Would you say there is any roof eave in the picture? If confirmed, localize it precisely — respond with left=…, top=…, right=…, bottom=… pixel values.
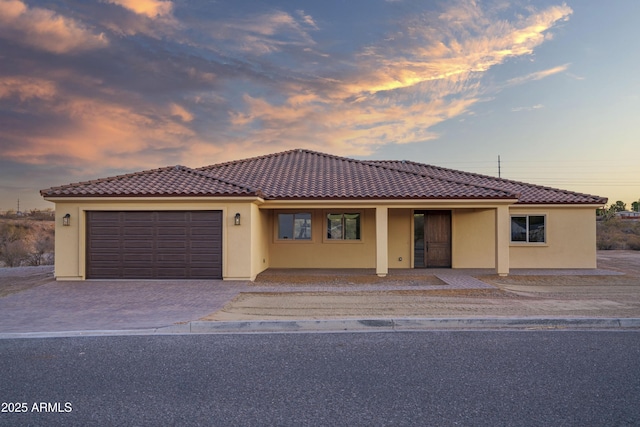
left=42, top=194, right=265, bottom=203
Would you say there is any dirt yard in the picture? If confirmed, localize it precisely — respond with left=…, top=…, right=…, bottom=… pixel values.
left=203, top=251, right=640, bottom=321
left=0, top=265, right=54, bottom=298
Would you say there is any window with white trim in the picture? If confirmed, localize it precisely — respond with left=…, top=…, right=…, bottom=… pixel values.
left=277, top=213, right=312, bottom=240
left=327, top=213, right=361, bottom=240
left=511, top=215, right=545, bottom=243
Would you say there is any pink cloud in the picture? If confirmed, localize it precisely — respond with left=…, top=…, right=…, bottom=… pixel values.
left=104, top=0, right=173, bottom=18
left=0, top=0, right=108, bottom=54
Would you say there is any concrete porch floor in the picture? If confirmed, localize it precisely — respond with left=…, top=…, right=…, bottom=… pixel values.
left=256, top=267, right=622, bottom=279
left=254, top=267, right=623, bottom=291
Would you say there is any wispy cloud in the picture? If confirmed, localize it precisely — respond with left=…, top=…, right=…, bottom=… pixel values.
left=0, top=0, right=108, bottom=54
left=0, top=76, right=57, bottom=102
left=207, top=10, right=319, bottom=56
left=506, top=64, right=571, bottom=86
left=511, top=104, right=544, bottom=112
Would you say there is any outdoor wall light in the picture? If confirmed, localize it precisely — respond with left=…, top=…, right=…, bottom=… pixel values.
left=62, top=213, right=71, bottom=226
left=234, top=213, right=241, bottom=225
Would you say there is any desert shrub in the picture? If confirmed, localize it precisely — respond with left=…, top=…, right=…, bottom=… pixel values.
left=0, top=220, right=55, bottom=267
left=628, top=236, right=640, bottom=251
left=1, top=240, right=30, bottom=267
left=597, top=218, right=640, bottom=250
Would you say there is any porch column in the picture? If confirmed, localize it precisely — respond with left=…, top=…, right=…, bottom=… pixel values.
left=376, top=207, right=389, bottom=277
left=495, top=205, right=510, bottom=276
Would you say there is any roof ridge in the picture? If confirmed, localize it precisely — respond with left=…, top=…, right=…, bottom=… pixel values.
left=371, top=159, right=606, bottom=202
left=174, top=165, right=263, bottom=196
left=361, top=159, right=520, bottom=199
left=198, top=148, right=304, bottom=170
left=40, top=165, right=263, bottom=197
left=199, top=147, right=382, bottom=169
left=40, top=165, right=178, bottom=195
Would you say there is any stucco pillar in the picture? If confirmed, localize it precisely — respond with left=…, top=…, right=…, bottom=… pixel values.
left=495, top=205, right=510, bottom=276
left=376, top=207, right=389, bottom=277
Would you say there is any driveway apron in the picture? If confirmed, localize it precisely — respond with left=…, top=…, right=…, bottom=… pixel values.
left=0, top=280, right=249, bottom=333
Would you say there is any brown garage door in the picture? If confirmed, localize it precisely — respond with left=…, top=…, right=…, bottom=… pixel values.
left=86, top=211, right=222, bottom=279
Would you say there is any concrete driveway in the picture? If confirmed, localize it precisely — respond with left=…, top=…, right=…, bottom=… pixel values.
left=0, top=275, right=250, bottom=333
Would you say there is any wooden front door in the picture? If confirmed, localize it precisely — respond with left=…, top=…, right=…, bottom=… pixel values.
left=414, top=210, right=451, bottom=268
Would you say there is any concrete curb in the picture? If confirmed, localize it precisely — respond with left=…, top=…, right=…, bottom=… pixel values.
left=2, top=317, right=640, bottom=338
left=184, top=317, right=640, bottom=333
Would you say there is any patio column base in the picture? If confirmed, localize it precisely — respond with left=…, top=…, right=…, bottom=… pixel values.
left=377, top=273, right=387, bottom=278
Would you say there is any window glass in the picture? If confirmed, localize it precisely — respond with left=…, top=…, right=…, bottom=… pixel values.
left=414, top=213, right=425, bottom=268
left=327, top=214, right=343, bottom=239
left=344, top=213, right=360, bottom=240
left=278, top=214, right=294, bottom=239
left=528, top=215, right=545, bottom=243
left=511, top=215, right=545, bottom=243
left=278, top=213, right=311, bottom=240
left=293, top=213, right=312, bottom=240
left=327, top=213, right=361, bottom=240
left=511, top=216, right=527, bottom=242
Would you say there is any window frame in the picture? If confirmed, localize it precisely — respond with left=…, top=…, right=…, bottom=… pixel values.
left=275, top=211, right=313, bottom=242
left=323, top=211, right=362, bottom=243
left=510, top=214, right=547, bottom=244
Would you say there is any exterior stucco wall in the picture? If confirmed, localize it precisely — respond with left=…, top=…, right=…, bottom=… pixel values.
left=451, top=208, right=496, bottom=268
left=50, top=199, right=257, bottom=281
left=268, top=208, right=377, bottom=268
left=509, top=206, right=597, bottom=269
left=388, top=208, right=411, bottom=269
left=53, top=206, right=82, bottom=280
left=250, top=204, right=270, bottom=279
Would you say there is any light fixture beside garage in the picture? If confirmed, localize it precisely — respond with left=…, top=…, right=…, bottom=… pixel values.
left=234, top=213, right=241, bottom=225
left=62, top=213, right=71, bottom=226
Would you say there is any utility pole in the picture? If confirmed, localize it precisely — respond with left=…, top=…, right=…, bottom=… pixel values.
left=498, top=155, right=501, bottom=178
left=17, top=198, right=20, bottom=214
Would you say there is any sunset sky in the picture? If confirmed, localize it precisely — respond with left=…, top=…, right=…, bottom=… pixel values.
left=1, top=0, right=638, bottom=212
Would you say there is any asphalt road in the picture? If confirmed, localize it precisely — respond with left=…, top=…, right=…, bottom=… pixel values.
left=1, top=331, right=639, bottom=426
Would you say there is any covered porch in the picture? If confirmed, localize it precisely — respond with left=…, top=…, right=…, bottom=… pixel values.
left=255, top=201, right=515, bottom=279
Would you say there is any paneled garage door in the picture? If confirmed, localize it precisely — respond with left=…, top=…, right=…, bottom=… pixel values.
left=86, top=211, right=222, bottom=279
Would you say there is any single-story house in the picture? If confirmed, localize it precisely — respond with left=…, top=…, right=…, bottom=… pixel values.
left=41, top=149, right=607, bottom=281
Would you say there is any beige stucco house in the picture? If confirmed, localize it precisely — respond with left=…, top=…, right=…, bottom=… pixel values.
left=41, top=149, right=607, bottom=281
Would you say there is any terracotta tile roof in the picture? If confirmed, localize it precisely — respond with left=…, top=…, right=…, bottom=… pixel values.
left=41, top=148, right=607, bottom=204
left=197, top=149, right=517, bottom=200
left=40, top=165, right=259, bottom=198
left=369, top=160, right=607, bottom=205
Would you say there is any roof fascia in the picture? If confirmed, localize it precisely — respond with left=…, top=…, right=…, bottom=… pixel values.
left=260, top=198, right=519, bottom=209
left=510, top=203, right=605, bottom=209
left=43, top=196, right=265, bottom=204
